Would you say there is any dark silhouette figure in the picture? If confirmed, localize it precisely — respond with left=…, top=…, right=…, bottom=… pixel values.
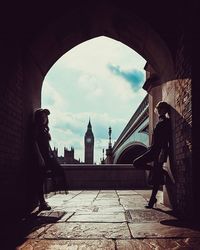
left=33, top=108, right=52, bottom=210
left=33, top=108, right=66, bottom=211
left=133, top=101, right=171, bottom=208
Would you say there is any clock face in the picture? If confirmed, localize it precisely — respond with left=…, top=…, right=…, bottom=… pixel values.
left=86, top=138, right=92, bottom=143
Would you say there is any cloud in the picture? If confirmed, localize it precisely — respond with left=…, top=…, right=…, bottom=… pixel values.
left=42, top=80, right=68, bottom=110
left=50, top=110, right=125, bottom=141
left=107, top=64, right=145, bottom=91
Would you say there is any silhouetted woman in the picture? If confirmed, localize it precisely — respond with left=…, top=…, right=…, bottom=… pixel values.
left=34, top=108, right=66, bottom=210
left=133, top=101, right=171, bottom=208
left=33, top=108, right=52, bottom=210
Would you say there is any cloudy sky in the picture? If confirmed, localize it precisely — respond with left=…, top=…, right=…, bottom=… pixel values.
left=42, top=36, right=146, bottom=163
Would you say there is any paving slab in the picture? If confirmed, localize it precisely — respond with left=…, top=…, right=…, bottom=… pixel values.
left=98, top=192, right=118, bottom=196
left=40, top=222, right=131, bottom=239
left=81, top=190, right=99, bottom=194
left=117, top=190, right=138, bottom=195
left=49, top=206, right=79, bottom=212
left=67, top=212, right=126, bottom=222
left=97, top=198, right=119, bottom=201
left=120, top=200, right=146, bottom=205
left=74, top=195, right=98, bottom=200
left=92, top=200, right=120, bottom=206
left=62, top=201, right=93, bottom=206
left=129, top=222, right=200, bottom=238
left=54, top=205, right=95, bottom=213
left=17, top=239, right=115, bottom=250
left=128, top=209, right=177, bottom=223
left=116, top=238, right=200, bottom=250
left=95, top=196, right=119, bottom=200
left=75, top=206, right=125, bottom=214
left=120, top=199, right=146, bottom=204
left=124, top=203, right=148, bottom=210
left=119, top=196, right=146, bottom=201
left=27, top=224, right=53, bottom=239
left=57, top=212, right=74, bottom=222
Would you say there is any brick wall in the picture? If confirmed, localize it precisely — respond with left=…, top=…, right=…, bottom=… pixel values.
left=0, top=42, right=25, bottom=216
left=0, top=42, right=44, bottom=218
left=174, top=80, right=192, bottom=218
left=162, top=33, right=192, bottom=219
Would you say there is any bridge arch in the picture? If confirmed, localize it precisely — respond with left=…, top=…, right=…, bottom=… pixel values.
left=114, top=142, right=147, bottom=164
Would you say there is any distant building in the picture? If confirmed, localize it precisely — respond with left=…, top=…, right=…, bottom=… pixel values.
left=84, top=120, right=94, bottom=164
left=52, top=147, right=80, bottom=164
left=52, top=147, right=58, bottom=157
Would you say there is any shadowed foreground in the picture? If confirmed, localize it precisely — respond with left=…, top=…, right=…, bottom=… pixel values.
left=7, top=190, right=200, bottom=249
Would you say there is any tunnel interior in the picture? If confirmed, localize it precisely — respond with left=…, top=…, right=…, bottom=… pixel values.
left=0, top=1, right=194, bottom=223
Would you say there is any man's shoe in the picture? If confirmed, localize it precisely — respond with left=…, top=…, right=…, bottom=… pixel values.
left=39, top=202, right=51, bottom=211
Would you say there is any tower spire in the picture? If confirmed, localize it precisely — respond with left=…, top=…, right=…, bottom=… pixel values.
left=88, top=118, right=92, bottom=129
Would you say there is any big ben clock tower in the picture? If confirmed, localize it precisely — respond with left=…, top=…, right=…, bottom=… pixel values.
left=84, top=120, right=94, bottom=164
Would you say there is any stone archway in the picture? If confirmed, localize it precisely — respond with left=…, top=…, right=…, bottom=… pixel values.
left=0, top=2, right=193, bottom=221
left=22, top=11, right=174, bottom=215
left=10, top=8, right=175, bottom=217
left=27, top=5, right=174, bottom=110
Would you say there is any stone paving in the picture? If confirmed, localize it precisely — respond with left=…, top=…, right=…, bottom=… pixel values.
left=16, top=190, right=200, bottom=249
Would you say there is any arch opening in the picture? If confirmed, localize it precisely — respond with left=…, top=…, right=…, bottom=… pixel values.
left=42, top=36, right=147, bottom=164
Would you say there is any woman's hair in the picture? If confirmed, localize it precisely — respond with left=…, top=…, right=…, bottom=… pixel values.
left=34, top=108, right=50, bottom=125
left=154, top=101, right=170, bottom=115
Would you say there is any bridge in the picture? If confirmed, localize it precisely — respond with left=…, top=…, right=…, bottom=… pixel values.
left=112, top=94, right=149, bottom=164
